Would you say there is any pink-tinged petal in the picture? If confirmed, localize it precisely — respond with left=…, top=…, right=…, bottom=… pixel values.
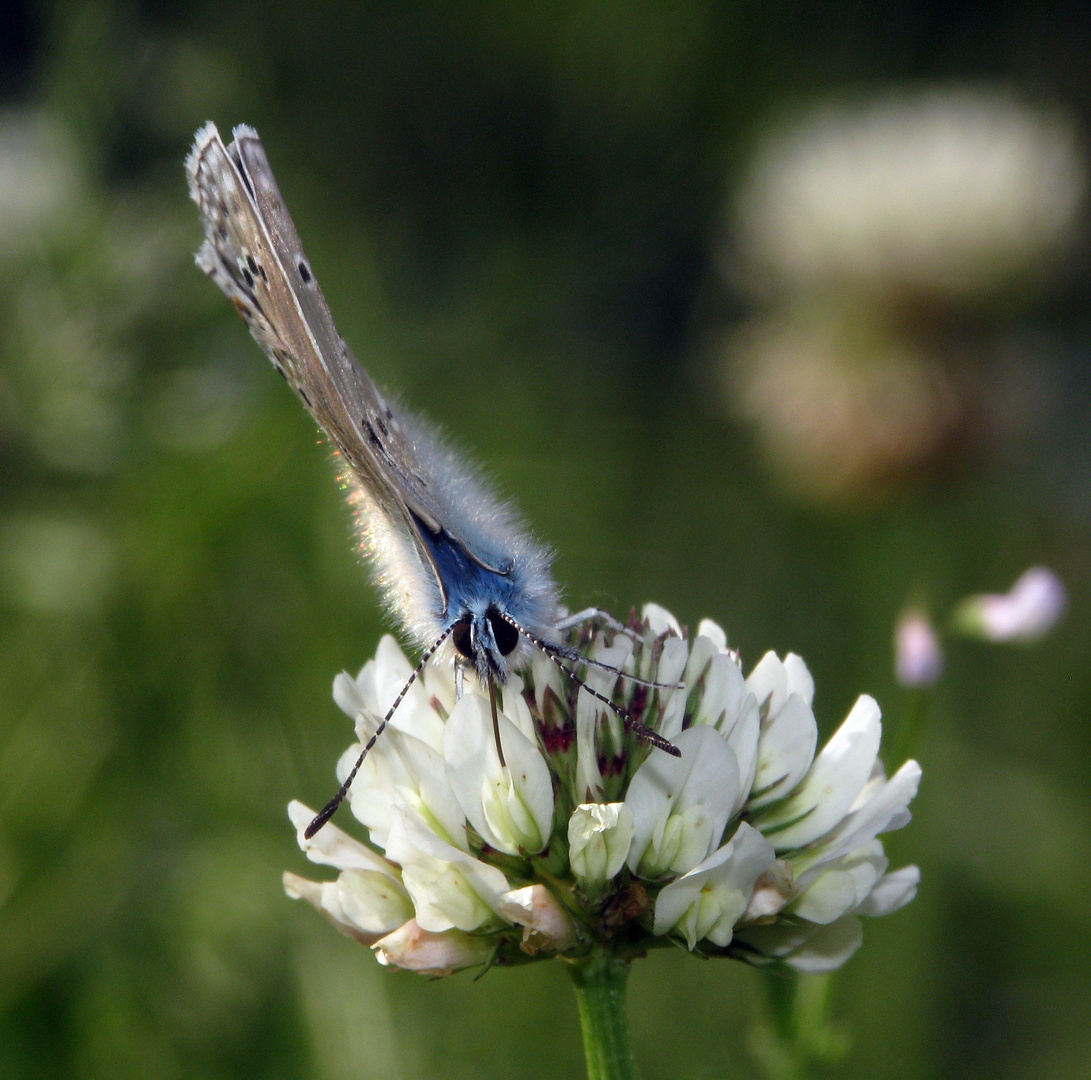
left=372, top=920, right=492, bottom=975
left=498, top=885, right=578, bottom=954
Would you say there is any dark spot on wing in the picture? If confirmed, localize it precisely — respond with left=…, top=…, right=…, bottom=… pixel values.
left=247, top=254, right=259, bottom=275
left=364, top=419, right=384, bottom=450
left=376, top=415, right=389, bottom=438
left=242, top=267, right=254, bottom=288
left=297, top=260, right=312, bottom=284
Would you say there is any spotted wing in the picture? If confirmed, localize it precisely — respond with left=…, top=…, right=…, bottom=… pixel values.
left=186, top=122, right=443, bottom=537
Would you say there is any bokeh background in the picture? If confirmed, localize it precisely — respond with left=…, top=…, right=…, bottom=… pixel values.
left=3, top=2, right=1091, bottom=1078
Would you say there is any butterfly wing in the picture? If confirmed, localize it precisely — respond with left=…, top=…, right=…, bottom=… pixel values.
left=187, top=123, right=449, bottom=540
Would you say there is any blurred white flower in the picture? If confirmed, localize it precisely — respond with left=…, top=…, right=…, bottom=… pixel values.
left=895, top=608, right=944, bottom=687
left=287, top=608, right=919, bottom=975
left=953, top=566, right=1067, bottom=642
left=734, top=88, right=1086, bottom=300
left=720, top=87, right=1086, bottom=506
left=725, top=310, right=964, bottom=503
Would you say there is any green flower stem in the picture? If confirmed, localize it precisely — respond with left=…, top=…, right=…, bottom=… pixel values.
left=565, top=949, right=637, bottom=1080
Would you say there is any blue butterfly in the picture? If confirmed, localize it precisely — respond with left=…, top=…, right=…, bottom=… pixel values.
left=187, top=123, right=679, bottom=834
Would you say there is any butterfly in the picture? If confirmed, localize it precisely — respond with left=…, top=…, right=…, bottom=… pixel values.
left=186, top=123, right=679, bottom=835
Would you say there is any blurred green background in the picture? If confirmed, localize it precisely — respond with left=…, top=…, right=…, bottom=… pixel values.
left=2, top=2, right=1090, bottom=1077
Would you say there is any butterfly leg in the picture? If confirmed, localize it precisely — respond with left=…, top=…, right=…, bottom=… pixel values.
left=555, top=606, right=643, bottom=639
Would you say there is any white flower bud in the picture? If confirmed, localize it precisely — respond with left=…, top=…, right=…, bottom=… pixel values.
left=568, top=803, right=635, bottom=889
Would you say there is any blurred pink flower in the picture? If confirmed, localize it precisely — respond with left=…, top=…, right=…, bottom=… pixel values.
left=895, top=609, right=944, bottom=687
left=954, top=567, right=1066, bottom=642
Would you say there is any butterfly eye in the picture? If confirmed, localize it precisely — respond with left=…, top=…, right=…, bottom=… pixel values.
left=488, top=611, right=520, bottom=657
left=451, top=616, right=474, bottom=659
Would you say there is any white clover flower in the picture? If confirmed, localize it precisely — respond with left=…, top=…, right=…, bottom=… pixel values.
left=287, top=607, right=920, bottom=976
left=734, top=88, right=1086, bottom=300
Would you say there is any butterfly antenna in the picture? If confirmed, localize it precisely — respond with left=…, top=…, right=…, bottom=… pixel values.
left=496, top=613, right=681, bottom=758
left=553, top=646, right=685, bottom=691
left=304, top=624, right=454, bottom=839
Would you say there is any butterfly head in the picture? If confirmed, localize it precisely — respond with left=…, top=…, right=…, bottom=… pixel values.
left=450, top=605, right=522, bottom=686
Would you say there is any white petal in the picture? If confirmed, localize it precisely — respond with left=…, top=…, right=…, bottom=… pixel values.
left=783, top=916, right=863, bottom=973
left=655, top=636, right=691, bottom=742
left=499, top=674, right=538, bottom=742
left=696, top=618, right=729, bottom=651
left=746, top=651, right=788, bottom=715
left=333, top=670, right=367, bottom=720
left=653, top=822, right=776, bottom=947
left=788, top=841, right=886, bottom=924
left=288, top=801, right=400, bottom=874
left=793, top=759, right=921, bottom=879
left=342, top=726, right=466, bottom=852
left=574, top=661, right=620, bottom=801
left=642, top=603, right=683, bottom=638
left=755, top=695, right=882, bottom=850
left=336, top=868, right=415, bottom=935
left=443, top=694, right=553, bottom=855
left=857, top=864, right=920, bottom=916
left=748, top=693, right=817, bottom=809
left=625, top=725, right=739, bottom=878
left=284, top=872, right=373, bottom=944
left=383, top=807, right=510, bottom=932
left=738, top=914, right=863, bottom=973
left=783, top=653, right=815, bottom=706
